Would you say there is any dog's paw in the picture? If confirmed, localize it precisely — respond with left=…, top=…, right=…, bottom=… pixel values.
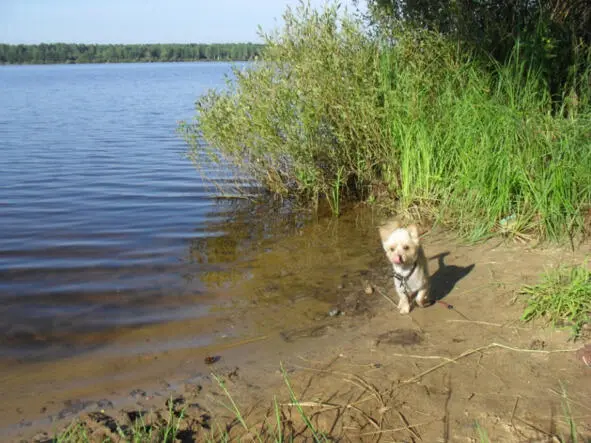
left=416, top=290, right=430, bottom=307
left=416, top=297, right=430, bottom=307
left=398, top=304, right=411, bottom=315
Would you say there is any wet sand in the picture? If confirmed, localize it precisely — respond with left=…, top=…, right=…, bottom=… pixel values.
left=3, top=208, right=591, bottom=442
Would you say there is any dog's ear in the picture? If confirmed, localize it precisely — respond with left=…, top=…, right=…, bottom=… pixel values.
left=407, top=224, right=420, bottom=241
left=379, top=220, right=400, bottom=244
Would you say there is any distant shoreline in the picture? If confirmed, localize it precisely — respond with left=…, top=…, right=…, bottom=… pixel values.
left=0, top=59, right=256, bottom=66
left=0, top=42, right=264, bottom=65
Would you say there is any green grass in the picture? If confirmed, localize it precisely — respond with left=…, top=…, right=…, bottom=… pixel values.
left=54, top=421, right=90, bottom=443
left=54, top=397, right=186, bottom=443
left=279, top=363, right=328, bottom=443
left=53, top=369, right=327, bottom=442
left=474, top=421, right=490, bottom=442
left=181, top=0, right=591, bottom=242
left=128, top=401, right=185, bottom=443
left=51, top=367, right=591, bottom=442
left=379, top=35, right=591, bottom=241
left=520, top=262, right=591, bottom=337
left=561, top=384, right=579, bottom=443
left=205, top=366, right=328, bottom=442
left=554, top=383, right=585, bottom=443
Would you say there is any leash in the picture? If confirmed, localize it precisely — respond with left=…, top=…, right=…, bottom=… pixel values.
left=393, top=262, right=471, bottom=321
left=392, top=261, right=417, bottom=296
left=436, top=300, right=471, bottom=321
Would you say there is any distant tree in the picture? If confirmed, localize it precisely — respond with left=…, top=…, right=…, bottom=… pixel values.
left=0, top=43, right=264, bottom=64
left=365, top=0, right=591, bottom=100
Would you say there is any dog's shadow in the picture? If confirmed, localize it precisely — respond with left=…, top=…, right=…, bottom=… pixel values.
left=429, top=252, right=475, bottom=301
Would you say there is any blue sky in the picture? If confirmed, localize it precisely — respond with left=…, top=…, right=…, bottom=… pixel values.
left=0, top=0, right=362, bottom=44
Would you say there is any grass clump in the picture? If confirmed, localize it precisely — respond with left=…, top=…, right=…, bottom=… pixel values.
left=124, top=401, right=185, bottom=443
left=181, top=0, right=591, bottom=241
left=54, top=421, right=90, bottom=443
left=52, top=369, right=327, bottom=442
left=474, top=421, right=490, bottom=443
left=54, top=398, right=185, bottom=443
left=520, top=262, right=591, bottom=337
left=182, top=1, right=387, bottom=215
left=208, top=366, right=328, bottom=442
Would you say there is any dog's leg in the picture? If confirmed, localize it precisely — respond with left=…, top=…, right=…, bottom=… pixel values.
left=415, top=288, right=430, bottom=307
left=394, top=278, right=412, bottom=314
left=397, top=291, right=411, bottom=314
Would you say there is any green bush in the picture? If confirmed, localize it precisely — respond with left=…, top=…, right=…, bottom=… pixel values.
left=182, top=1, right=591, bottom=240
left=520, top=263, right=591, bottom=337
left=183, top=2, right=389, bottom=214
left=379, top=33, right=591, bottom=240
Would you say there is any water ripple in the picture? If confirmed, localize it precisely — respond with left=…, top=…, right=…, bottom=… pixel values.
left=0, top=62, right=250, bottom=359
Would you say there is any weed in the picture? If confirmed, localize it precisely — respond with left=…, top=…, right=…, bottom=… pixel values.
left=560, top=383, right=579, bottom=443
left=211, top=373, right=250, bottom=434
left=474, top=421, right=490, bottom=443
left=53, top=397, right=186, bottom=443
left=205, top=369, right=326, bottom=442
left=182, top=0, right=591, bottom=241
left=54, top=421, right=90, bottom=443
left=280, top=363, right=327, bottom=442
left=520, top=262, right=591, bottom=337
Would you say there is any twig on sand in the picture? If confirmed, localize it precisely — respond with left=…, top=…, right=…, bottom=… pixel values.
left=375, top=286, right=425, bottom=333
left=282, top=400, right=381, bottom=430
left=389, top=352, right=456, bottom=363
left=216, top=335, right=268, bottom=351
left=547, top=388, right=591, bottom=413
left=513, top=416, right=555, bottom=437
left=293, top=364, right=386, bottom=408
left=445, top=319, right=530, bottom=330
left=375, top=286, right=398, bottom=309
left=357, top=417, right=441, bottom=436
left=282, top=399, right=382, bottom=432
left=509, top=396, right=530, bottom=441
left=396, top=409, right=422, bottom=441
left=446, top=320, right=501, bottom=327
left=342, top=377, right=385, bottom=409
left=510, top=397, right=519, bottom=426
left=403, top=343, right=579, bottom=384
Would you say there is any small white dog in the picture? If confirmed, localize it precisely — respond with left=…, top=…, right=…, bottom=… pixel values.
left=379, top=220, right=430, bottom=314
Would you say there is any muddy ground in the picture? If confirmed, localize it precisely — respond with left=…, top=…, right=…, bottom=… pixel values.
left=4, top=211, right=591, bottom=442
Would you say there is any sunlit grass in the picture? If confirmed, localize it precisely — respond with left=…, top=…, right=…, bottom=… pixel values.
left=182, top=1, right=591, bottom=242
left=520, top=262, right=591, bottom=337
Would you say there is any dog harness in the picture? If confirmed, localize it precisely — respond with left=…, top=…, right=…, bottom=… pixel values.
left=393, top=261, right=417, bottom=296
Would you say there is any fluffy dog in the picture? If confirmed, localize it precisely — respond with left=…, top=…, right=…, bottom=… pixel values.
left=379, top=220, right=430, bottom=314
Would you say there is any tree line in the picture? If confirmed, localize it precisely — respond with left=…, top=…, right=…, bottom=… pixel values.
left=364, top=0, right=590, bottom=101
left=187, top=1, right=590, bottom=241
left=0, top=43, right=264, bottom=65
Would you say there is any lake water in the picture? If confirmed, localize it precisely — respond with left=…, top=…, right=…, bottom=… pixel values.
left=0, top=63, right=388, bottom=439
left=0, top=62, right=280, bottom=361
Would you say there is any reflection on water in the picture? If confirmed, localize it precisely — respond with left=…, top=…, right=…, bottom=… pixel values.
left=0, top=62, right=270, bottom=361
left=0, top=192, right=315, bottom=361
left=186, top=199, right=311, bottom=290
left=0, top=62, right=384, bottom=368
left=0, top=62, right=398, bottom=441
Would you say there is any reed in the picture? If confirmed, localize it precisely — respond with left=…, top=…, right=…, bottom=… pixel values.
left=181, top=1, right=591, bottom=242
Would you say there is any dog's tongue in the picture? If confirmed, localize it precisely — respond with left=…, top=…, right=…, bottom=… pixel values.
left=393, top=255, right=403, bottom=264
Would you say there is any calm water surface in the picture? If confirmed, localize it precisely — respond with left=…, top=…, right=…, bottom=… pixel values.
left=0, top=62, right=278, bottom=360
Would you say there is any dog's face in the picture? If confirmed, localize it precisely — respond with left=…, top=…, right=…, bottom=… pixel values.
left=379, top=222, right=421, bottom=266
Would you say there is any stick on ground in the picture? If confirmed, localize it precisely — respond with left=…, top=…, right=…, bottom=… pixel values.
left=403, top=342, right=578, bottom=384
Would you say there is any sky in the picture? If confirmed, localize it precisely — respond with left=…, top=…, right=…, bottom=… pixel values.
left=0, top=0, right=363, bottom=45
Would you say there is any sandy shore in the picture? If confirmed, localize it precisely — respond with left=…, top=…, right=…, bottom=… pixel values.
left=4, top=213, right=591, bottom=442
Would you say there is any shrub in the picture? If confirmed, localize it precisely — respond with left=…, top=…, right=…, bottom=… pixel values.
left=182, top=1, right=591, bottom=240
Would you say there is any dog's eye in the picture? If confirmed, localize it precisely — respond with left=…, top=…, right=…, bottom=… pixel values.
left=402, top=245, right=409, bottom=251
left=389, top=247, right=395, bottom=252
